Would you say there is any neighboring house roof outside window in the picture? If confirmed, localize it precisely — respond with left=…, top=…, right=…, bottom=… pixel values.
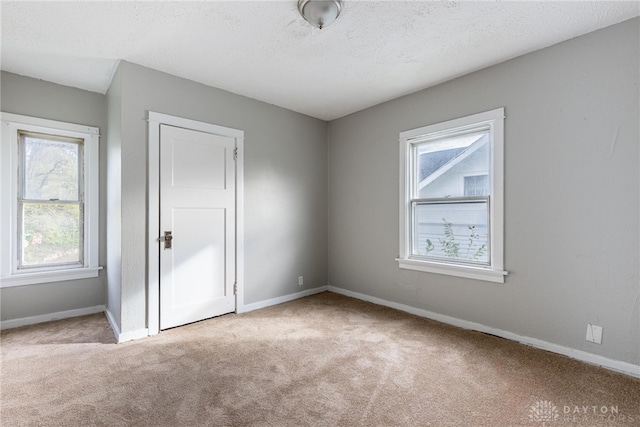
left=418, top=133, right=489, bottom=192
left=419, top=147, right=466, bottom=181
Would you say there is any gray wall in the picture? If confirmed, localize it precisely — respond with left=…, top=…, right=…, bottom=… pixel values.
left=0, top=71, right=107, bottom=320
left=327, top=18, right=640, bottom=365
left=113, top=61, right=328, bottom=334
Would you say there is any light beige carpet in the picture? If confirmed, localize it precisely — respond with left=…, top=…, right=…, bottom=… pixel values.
left=1, top=292, right=639, bottom=426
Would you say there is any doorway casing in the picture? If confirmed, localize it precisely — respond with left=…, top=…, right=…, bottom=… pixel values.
left=147, top=111, right=245, bottom=336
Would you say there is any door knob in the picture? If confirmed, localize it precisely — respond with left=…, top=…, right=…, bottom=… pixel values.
left=161, top=231, right=173, bottom=249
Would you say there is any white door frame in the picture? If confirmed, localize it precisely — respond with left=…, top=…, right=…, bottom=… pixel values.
left=147, top=111, right=244, bottom=336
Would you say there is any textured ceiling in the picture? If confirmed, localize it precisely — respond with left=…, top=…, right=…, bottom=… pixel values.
left=1, top=1, right=638, bottom=120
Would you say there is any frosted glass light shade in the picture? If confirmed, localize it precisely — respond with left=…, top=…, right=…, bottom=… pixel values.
left=298, top=0, right=343, bottom=30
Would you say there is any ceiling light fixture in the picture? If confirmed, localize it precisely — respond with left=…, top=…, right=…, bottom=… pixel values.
left=297, top=0, right=343, bottom=30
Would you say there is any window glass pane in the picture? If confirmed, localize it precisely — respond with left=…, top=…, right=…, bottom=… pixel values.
left=416, top=130, right=489, bottom=199
left=412, top=201, right=488, bottom=264
left=21, top=203, right=81, bottom=267
left=23, top=134, right=81, bottom=201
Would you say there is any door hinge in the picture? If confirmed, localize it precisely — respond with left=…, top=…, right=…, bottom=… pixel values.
left=233, top=146, right=238, bottom=160
left=233, top=282, right=238, bottom=295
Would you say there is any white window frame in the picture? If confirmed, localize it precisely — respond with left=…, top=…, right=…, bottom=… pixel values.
left=1, top=113, right=101, bottom=287
left=397, top=108, right=507, bottom=283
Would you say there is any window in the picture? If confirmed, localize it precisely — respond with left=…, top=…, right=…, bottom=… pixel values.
left=1, top=113, right=100, bottom=287
left=397, top=108, right=507, bottom=283
left=464, top=175, right=488, bottom=197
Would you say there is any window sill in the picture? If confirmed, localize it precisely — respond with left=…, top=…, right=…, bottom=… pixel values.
left=0, top=266, right=103, bottom=288
left=396, top=258, right=507, bottom=283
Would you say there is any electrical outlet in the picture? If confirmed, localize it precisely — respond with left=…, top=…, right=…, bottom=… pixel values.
left=586, top=324, right=603, bottom=344
left=298, top=276, right=303, bottom=287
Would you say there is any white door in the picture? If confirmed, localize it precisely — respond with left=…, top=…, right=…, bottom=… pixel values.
left=159, top=124, right=236, bottom=330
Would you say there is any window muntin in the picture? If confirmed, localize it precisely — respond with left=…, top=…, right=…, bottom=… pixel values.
left=398, top=108, right=506, bottom=282
left=18, top=132, right=84, bottom=269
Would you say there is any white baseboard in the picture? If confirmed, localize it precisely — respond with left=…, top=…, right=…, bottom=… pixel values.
left=0, top=305, right=105, bottom=330
left=239, top=285, right=328, bottom=314
left=327, top=286, right=640, bottom=379
left=104, top=308, right=121, bottom=340
left=117, top=328, right=149, bottom=343
left=104, top=308, right=148, bottom=343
